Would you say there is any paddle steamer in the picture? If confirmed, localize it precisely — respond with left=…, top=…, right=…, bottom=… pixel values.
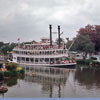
left=12, top=25, right=76, bottom=68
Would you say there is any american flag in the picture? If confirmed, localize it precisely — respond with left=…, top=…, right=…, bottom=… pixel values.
left=17, top=38, right=20, bottom=41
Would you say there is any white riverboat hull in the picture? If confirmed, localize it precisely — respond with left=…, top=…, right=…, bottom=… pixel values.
left=9, top=60, right=76, bottom=68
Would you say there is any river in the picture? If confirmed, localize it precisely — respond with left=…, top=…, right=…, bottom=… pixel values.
left=0, top=65, right=100, bottom=98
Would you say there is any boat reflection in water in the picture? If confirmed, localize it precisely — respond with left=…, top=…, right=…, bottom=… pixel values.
left=2, top=65, right=100, bottom=98
left=23, top=65, right=76, bottom=98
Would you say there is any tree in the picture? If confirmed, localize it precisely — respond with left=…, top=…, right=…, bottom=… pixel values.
left=1, top=45, right=10, bottom=54
left=78, top=24, right=100, bottom=51
left=0, top=43, right=16, bottom=54
left=66, top=40, right=73, bottom=49
left=69, top=35, right=95, bottom=54
left=56, top=38, right=64, bottom=45
left=0, top=42, right=4, bottom=48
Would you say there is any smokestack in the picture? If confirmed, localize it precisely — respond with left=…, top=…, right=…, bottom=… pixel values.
left=49, top=24, right=52, bottom=46
left=58, top=25, right=60, bottom=48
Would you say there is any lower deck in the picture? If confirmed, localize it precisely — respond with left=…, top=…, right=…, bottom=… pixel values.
left=15, top=62, right=76, bottom=69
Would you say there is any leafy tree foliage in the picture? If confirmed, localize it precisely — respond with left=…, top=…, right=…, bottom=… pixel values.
left=5, top=62, right=18, bottom=71
left=56, top=38, right=65, bottom=45
left=0, top=71, right=4, bottom=80
left=0, top=42, right=4, bottom=48
left=66, top=40, right=73, bottom=49
left=68, top=34, right=95, bottom=53
left=0, top=43, right=16, bottom=54
left=78, top=24, right=100, bottom=51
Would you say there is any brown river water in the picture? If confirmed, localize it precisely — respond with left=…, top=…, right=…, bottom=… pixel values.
left=0, top=65, right=100, bottom=98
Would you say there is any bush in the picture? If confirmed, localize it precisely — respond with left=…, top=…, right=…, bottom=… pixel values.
left=0, top=71, right=4, bottom=80
left=5, top=62, right=18, bottom=71
left=5, top=77, right=17, bottom=87
left=20, top=69, right=25, bottom=74
left=10, top=70, right=18, bottom=76
left=4, top=70, right=18, bottom=77
left=76, top=59, right=92, bottom=65
left=4, top=71, right=11, bottom=77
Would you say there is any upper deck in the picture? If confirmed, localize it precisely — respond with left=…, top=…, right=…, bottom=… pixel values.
left=13, top=38, right=66, bottom=51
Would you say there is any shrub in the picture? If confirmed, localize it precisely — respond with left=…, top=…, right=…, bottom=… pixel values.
left=20, top=69, right=25, bottom=74
left=0, top=71, right=4, bottom=80
left=76, top=59, right=92, bottom=65
left=10, top=69, right=18, bottom=76
left=5, top=77, right=17, bottom=87
left=5, top=62, right=18, bottom=71
left=4, top=71, right=11, bottom=77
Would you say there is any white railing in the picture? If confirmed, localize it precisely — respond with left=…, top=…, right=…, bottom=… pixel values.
left=13, top=53, right=68, bottom=58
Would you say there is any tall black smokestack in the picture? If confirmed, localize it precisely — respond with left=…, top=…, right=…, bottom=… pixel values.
left=49, top=24, right=52, bottom=46
left=58, top=25, right=60, bottom=48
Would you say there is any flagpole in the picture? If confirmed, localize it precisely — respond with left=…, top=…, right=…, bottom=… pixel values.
left=17, top=38, right=20, bottom=47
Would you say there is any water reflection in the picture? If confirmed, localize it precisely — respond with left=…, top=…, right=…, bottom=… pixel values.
left=1, top=65, right=100, bottom=97
left=24, top=65, right=73, bottom=98
left=4, top=77, right=18, bottom=87
left=75, top=68, right=100, bottom=89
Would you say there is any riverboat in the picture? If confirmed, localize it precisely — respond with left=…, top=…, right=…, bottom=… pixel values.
left=12, top=38, right=76, bottom=68
left=12, top=25, right=76, bottom=68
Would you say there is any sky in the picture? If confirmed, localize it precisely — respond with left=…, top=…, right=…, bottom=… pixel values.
left=0, top=0, right=100, bottom=43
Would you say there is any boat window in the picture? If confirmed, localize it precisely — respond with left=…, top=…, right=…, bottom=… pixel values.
left=25, top=51, right=27, bottom=55
left=21, top=51, right=23, bottom=54
left=40, top=51, right=41, bottom=55
left=40, top=58, right=44, bottom=62
left=17, top=57, right=20, bottom=62
left=64, top=50, right=66, bottom=53
left=30, top=58, right=34, bottom=62
left=56, top=50, right=58, bottom=54
left=24, top=51, right=25, bottom=54
left=47, top=51, right=49, bottom=55
left=45, top=58, right=49, bottom=62
left=42, top=51, right=44, bottom=55
left=45, top=51, right=47, bottom=55
left=32, top=51, right=34, bottom=55
left=22, top=57, right=25, bottom=61
left=50, top=51, right=52, bottom=54
left=35, top=58, right=38, bottom=62
left=53, top=51, right=55, bottom=54
left=26, top=58, right=29, bottom=61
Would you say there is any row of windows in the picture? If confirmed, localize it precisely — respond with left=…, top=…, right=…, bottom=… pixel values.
left=17, top=57, right=60, bottom=62
left=14, top=50, right=67, bottom=55
left=17, top=57, right=73, bottom=65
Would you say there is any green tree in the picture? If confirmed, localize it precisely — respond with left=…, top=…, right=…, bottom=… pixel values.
left=0, top=45, right=10, bottom=54
left=70, top=35, right=95, bottom=54
left=5, top=62, right=18, bottom=71
left=0, top=71, right=4, bottom=80
left=0, top=42, right=4, bottom=48
left=78, top=24, right=100, bottom=51
left=0, top=43, right=16, bottom=54
left=66, top=40, right=73, bottom=49
left=56, top=38, right=64, bottom=45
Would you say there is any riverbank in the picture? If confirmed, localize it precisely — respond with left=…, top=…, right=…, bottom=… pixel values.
left=76, top=59, right=92, bottom=65
left=76, top=59, right=100, bottom=68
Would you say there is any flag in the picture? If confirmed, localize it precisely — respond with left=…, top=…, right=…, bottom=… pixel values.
left=17, top=38, right=20, bottom=41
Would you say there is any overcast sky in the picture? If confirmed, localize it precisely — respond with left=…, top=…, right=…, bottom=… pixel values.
left=0, top=0, right=100, bottom=43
